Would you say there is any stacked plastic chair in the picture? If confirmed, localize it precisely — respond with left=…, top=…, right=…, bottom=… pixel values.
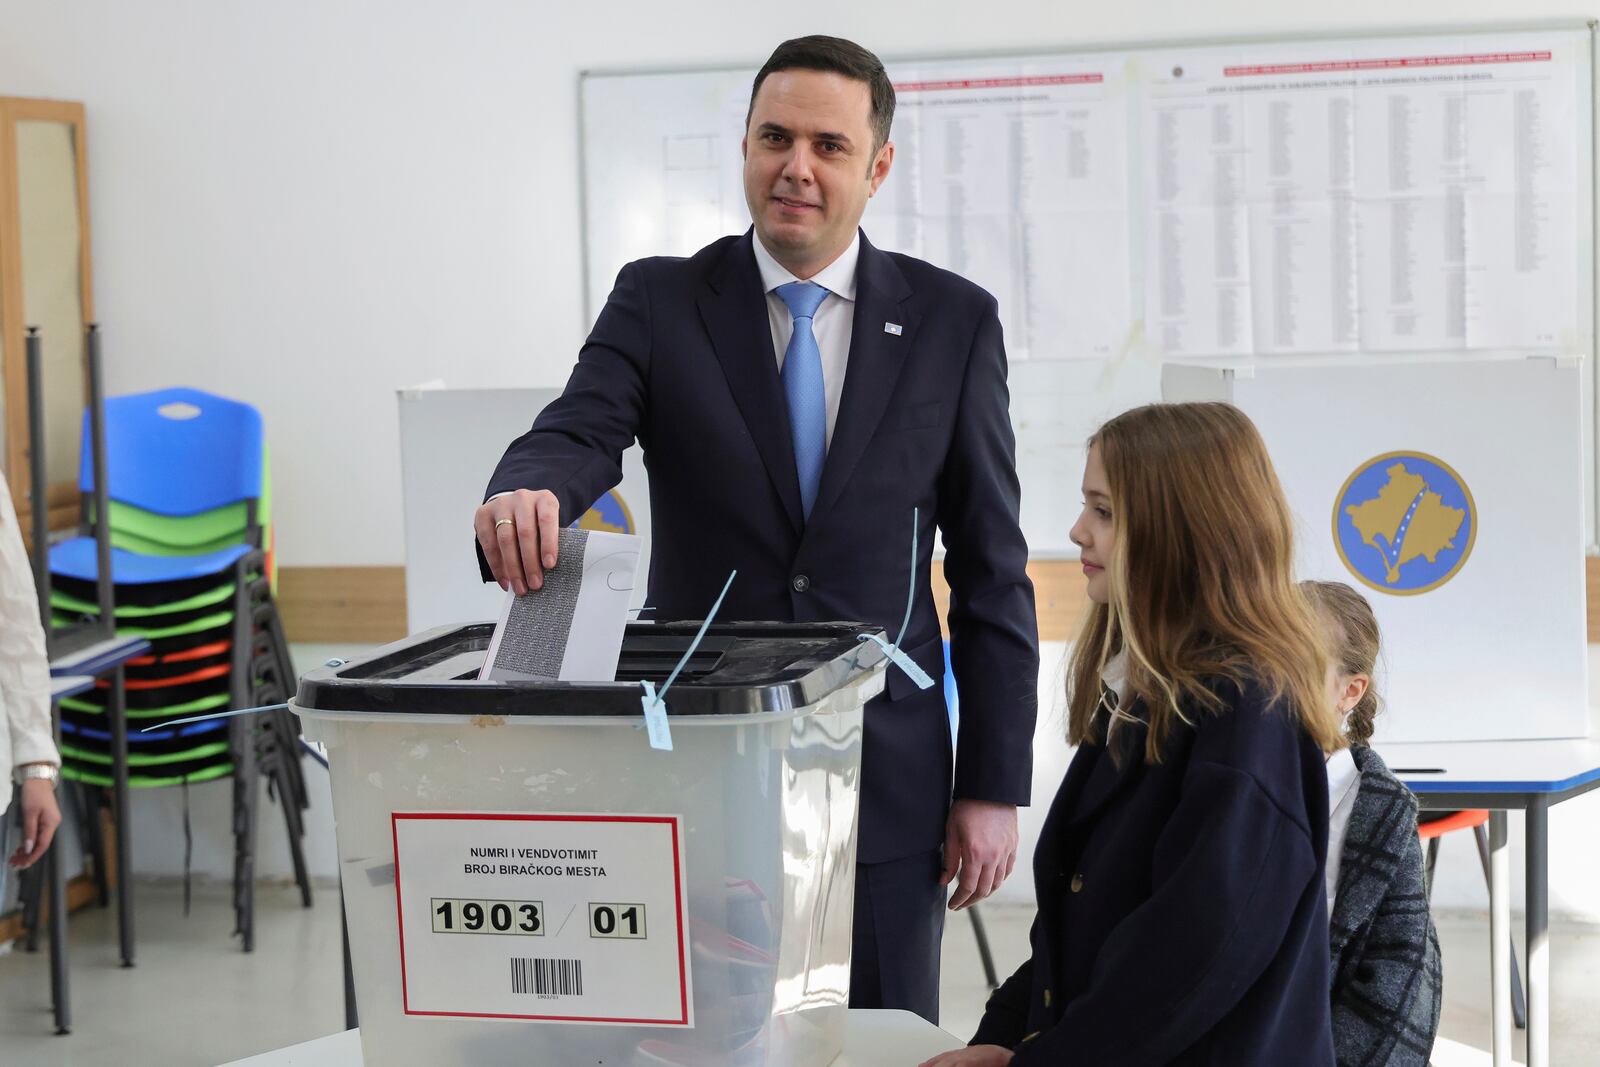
left=45, top=387, right=311, bottom=950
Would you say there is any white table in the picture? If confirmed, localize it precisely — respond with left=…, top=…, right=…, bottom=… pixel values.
left=220, top=1009, right=964, bottom=1065
left=1377, top=737, right=1600, bottom=1067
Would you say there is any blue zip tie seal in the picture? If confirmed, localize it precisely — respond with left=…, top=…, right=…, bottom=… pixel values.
left=141, top=702, right=289, bottom=732
left=857, top=631, right=934, bottom=689
left=637, top=570, right=737, bottom=752
left=855, top=507, right=934, bottom=691
left=140, top=655, right=345, bottom=732
left=639, top=679, right=672, bottom=751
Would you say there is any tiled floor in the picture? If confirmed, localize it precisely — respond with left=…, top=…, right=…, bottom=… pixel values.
left=1, top=878, right=1595, bottom=1065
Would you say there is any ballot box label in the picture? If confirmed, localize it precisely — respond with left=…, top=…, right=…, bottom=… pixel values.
left=392, top=811, right=692, bottom=1025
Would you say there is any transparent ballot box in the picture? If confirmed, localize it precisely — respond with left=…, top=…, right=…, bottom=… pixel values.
left=292, top=621, right=888, bottom=1067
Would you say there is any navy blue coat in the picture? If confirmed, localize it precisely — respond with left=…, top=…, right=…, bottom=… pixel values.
left=971, top=676, right=1336, bottom=1065
left=480, top=230, right=1039, bottom=863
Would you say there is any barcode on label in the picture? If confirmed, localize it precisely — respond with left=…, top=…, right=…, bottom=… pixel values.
left=510, top=956, right=584, bottom=997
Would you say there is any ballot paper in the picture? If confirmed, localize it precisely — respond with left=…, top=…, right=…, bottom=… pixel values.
left=478, top=528, right=641, bottom=682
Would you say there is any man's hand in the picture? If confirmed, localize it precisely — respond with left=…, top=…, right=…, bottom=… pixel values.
left=940, top=798, right=1018, bottom=911
left=474, top=489, right=562, bottom=595
left=919, top=1045, right=1015, bottom=1067
left=8, top=775, right=62, bottom=869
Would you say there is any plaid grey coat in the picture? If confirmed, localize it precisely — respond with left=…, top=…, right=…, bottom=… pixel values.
left=1329, top=745, right=1443, bottom=1066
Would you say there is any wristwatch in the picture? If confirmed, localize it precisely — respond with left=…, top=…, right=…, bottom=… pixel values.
left=14, top=763, right=60, bottom=788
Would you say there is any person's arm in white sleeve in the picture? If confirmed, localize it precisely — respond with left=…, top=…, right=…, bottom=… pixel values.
left=0, top=468, right=63, bottom=867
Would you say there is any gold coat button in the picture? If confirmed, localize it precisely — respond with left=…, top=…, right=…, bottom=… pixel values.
left=1070, top=872, right=1084, bottom=893
left=1043, top=988, right=1053, bottom=1008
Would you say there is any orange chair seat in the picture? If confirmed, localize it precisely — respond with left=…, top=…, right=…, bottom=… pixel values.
left=1418, top=809, right=1489, bottom=840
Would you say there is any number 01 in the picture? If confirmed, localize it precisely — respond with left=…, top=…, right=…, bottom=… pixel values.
left=589, top=902, right=646, bottom=939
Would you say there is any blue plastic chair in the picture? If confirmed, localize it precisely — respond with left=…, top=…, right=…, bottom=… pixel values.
left=49, top=540, right=252, bottom=587
left=50, top=388, right=265, bottom=586
left=61, top=715, right=227, bottom=744
left=79, top=387, right=263, bottom=515
left=944, top=639, right=1000, bottom=990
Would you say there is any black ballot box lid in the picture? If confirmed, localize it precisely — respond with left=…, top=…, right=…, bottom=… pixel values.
left=293, top=621, right=889, bottom=718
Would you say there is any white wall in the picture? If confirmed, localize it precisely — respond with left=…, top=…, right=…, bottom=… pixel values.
left=3, top=0, right=1596, bottom=563
left=5, top=2, right=1598, bottom=918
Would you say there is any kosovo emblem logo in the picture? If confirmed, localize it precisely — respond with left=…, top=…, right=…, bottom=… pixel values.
left=1333, top=452, right=1475, bottom=596
left=573, top=489, right=636, bottom=536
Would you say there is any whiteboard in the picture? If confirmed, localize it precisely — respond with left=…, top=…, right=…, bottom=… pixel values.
left=580, top=24, right=1597, bottom=553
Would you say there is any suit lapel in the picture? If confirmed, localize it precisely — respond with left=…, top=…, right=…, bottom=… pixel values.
left=808, top=233, right=920, bottom=527
left=1065, top=708, right=1148, bottom=830
left=696, top=231, right=803, bottom=535
left=1032, top=743, right=1100, bottom=883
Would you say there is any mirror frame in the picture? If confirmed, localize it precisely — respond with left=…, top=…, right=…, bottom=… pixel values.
left=0, top=96, right=93, bottom=544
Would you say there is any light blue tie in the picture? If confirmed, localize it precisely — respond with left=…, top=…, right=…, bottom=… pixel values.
left=776, top=281, right=829, bottom=519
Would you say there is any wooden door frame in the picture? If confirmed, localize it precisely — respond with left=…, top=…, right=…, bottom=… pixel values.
left=0, top=96, right=93, bottom=525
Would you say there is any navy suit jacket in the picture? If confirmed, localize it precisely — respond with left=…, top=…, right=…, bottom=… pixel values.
left=971, top=676, right=1336, bottom=1065
left=480, top=230, right=1039, bottom=863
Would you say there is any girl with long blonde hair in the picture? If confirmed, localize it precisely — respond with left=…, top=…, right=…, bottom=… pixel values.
left=925, top=403, right=1339, bottom=1067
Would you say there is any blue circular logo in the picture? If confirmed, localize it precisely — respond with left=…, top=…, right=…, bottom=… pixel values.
left=1333, top=452, right=1475, bottom=596
left=573, top=489, right=635, bottom=536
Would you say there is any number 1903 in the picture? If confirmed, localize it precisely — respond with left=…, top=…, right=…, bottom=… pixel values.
left=432, top=898, right=543, bottom=936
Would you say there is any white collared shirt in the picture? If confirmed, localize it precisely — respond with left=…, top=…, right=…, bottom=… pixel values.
left=1100, top=650, right=1130, bottom=707
left=1324, top=746, right=1361, bottom=916
left=751, top=232, right=859, bottom=449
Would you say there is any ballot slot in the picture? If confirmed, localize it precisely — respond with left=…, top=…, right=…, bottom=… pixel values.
left=301, top=622, right=883, bottom=717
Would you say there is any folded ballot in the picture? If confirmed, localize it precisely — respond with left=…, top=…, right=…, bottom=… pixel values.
left=479, top=527, right=641, bottom=682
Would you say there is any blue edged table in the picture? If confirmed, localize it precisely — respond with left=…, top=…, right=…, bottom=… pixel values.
left=1378, top=737, right=1600, bottom=1067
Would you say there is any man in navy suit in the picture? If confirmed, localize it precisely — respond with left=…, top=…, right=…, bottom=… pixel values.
left=475, top=35, right=1038, bottom=1022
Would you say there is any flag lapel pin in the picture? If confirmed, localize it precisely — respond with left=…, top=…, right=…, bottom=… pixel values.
left=884, top=322, right=903, bottom=336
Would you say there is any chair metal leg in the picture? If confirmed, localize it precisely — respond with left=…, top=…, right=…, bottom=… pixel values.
left=256, top=605, right=310, bottom=816
left=968, top=904, right=1000, bottom=990
left=270, top=752, right=313, bottom=908
left=1473, top=822, right=1528, bottom=1030
left=1424, top=836, right=1440, bottom=900
left=108, top=665, right=134, bottom=967
left=230, top=711, right=259, bottom=953
left=226, top=583, right=261, bottom=952
left=72, top=783, right=109, bottom=908
left=276, top=709, right=311, bottom=815
left=47, top=840, right=70, bottom=1034
left=19, top=862, right=43, bottom=953
left=260, top=600, right=297, bottom=703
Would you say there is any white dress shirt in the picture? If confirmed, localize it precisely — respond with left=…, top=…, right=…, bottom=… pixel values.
left=489, top=234, right=861, bottom=510
left=1100, top=650, right=1129, bottom=706
left=1324, top=745, right=1361, bottom=917
left=751, top=232, right=859, bottom=449
left=0, top=467, right=61, bottom=815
